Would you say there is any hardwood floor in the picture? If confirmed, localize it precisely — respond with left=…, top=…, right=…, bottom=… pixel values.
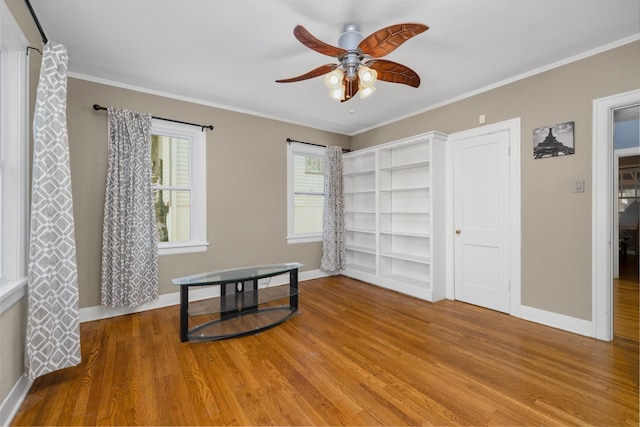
left=619, top=253, right=639, bottom=282
left=614, top=277, right=639, bottom=343
left=12, top=276, right=639, bottom=426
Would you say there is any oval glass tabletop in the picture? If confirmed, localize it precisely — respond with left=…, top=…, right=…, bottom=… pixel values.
left=172, top=262, right=304, bottom=287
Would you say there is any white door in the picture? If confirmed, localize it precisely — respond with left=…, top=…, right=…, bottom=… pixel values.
left=453, top=130, right=511, bottom=313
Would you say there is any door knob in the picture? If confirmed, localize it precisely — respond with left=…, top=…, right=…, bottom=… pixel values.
left=455, top=229, right=461, bottom=234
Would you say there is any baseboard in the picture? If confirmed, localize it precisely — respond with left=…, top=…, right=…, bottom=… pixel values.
left=519, top=304, right=593, bottom=337
left=341, top=268, right=436, bottom=302
left=0, top=374, right=31, bottom=426
left=80, top=268, right=334, bottom=323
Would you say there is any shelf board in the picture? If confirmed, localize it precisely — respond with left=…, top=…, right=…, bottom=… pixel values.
left=187, top=306, right=297, bottom=342
left=380, top=231, right=430, bottom=238
left=344, top=263, right=376, bottom=275
left=344, top=168, right=375, bottom=177
left=346, top=245, right=376, bottom=255
left=379, top=186, right=430, bottom=193
left=379, top=160, right=429, bottom=171
left=380, top=272, right=430, bottom=288
left=345, top=210, right=376, bottom=214
left=345, top=227, right=376, bottom=234
left=380, top=210, right=430, bottom=215
left=380, top=251, right=430, bottom=264
left=344, top=189, right=376, bottom=195
left=188, top=285, right=297, bottom=317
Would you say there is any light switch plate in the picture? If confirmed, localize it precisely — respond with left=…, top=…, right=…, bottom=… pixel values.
left=574, top=179, right=585, bottom=193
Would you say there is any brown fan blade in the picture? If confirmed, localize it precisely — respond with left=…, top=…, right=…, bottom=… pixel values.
left=359, top=23, right=428, bottom=58
left=366, top=59, right=421, bottom=88
left=294, top=25, right=347, bottom=58
left=275, top=64, right=338, bottom=83
left=341, top=79, right=358, bottom=102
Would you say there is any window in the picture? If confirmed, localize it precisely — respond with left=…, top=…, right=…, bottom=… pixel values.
left=151, top=120, right=207, bottom=255
left=286, top=142, right=325, bottom=243
left=0, top=2, right=29, bottom=312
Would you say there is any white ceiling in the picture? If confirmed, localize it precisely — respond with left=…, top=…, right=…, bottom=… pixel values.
left=29, top=0, right=640, bottom=135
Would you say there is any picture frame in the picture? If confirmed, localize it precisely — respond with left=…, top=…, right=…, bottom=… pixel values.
left=533, top=121, right=575, bottom=159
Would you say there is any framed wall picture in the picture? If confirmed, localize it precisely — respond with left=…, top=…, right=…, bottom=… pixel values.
left=533, top=121, right=575, bottom=159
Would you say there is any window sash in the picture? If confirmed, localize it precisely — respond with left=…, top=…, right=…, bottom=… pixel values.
left=150, top=120, right=207, bottom=255
left=287, top=142, right=326, bottom=243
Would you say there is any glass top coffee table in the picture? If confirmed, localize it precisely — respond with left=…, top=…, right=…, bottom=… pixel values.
left=173, top=262, right=303, bottom=342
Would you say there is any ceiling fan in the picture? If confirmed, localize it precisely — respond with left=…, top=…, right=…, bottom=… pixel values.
left=276, top=22, right=428, bottom=102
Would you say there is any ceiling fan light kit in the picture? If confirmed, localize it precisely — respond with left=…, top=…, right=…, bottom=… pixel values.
left=276, top=22, right=428, bottom=102
left=358, top=84, right=376, bottom=99
left=325, top=68, right=344, bottom=87
left=357, top=65, right=377, bottom=99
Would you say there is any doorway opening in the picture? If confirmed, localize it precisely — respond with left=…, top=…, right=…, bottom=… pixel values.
left=617, top=154, right=639, bottom=280
left=613, top=106, right=639, bottom=342
left=593, top=90, right=640, bottom=341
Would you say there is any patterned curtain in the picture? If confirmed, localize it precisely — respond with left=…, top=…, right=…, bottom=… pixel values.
left=26, top=42, right=81, bottom=381
left=100, top=108, right=159, bottom=307
left=320, top=146, right=346, bottom=271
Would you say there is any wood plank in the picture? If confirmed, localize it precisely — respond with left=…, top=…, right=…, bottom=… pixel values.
left=11, top=275, right=639, bottom=426
left=615, top=277, right=639, bottom=342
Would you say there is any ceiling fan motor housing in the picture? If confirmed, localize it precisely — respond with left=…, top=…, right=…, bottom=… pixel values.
left=339, top=24, right=364, bottom=81
left=338, top=23, right=363, bottom=50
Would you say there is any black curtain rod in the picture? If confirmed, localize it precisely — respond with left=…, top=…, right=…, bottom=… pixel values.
left=287, top=138, right=350, bottom=153
left=93, top=104, right=214, bottom=131
left=24, top=0, right=48, bottom=44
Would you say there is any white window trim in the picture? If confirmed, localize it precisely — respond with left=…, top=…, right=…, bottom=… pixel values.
left=0, top=0, right=30, bottom=314
left=286, top=141, right=325, bottom=244
left=151, top=119, right=208, bottom=256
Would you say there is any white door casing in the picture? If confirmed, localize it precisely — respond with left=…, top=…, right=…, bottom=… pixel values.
left=592, top=89, right=640, bottom=341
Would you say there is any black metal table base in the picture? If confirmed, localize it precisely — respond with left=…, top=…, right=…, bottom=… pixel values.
left=179, top=268, right=299, bottom=342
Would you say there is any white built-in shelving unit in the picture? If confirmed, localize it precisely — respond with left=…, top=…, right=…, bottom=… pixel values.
left=342, top=131, right=447, bottom=302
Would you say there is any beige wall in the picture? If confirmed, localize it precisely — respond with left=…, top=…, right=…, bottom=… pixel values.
left=67, top=79, right=350, bottom=308
left=0, top=300, right=26, bottom=401
left=352, top=40, right=640, bottom=320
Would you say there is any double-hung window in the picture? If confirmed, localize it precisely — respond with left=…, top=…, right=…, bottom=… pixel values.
left=0, top=2, right=29, bottom=312
left=286, top=141, right=326, bottom=243
left=150, top=120, right=207, bottom=255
